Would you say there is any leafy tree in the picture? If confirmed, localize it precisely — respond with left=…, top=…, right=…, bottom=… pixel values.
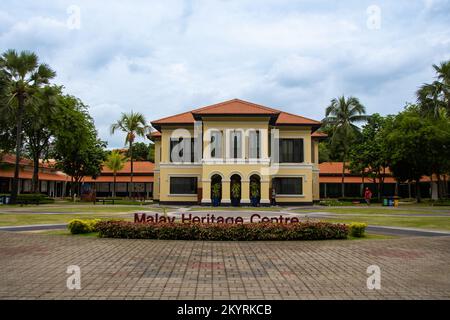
left=0, top=50, right=55, bottom=203
left=104, top=150, right=127, bottom=197
left=322, top=96, right=369, bottom=197
left=23, top=85, right=61, bottom=193
left=417, top=60, right=450, bottom=118
left=349, top=114, right=390, bottom=199
left=52, top=95, right=106, bottom=199
left=127, top=142, right=151, bottom=161
left=111, top=112, right=148, bottom=197
left=384, top=105, right=450, bottom=202
left=0, top=70, right=15, bottom=154
left=148, top=143, right=155, bottom=162
left=318, top=141, right=331, bottom=163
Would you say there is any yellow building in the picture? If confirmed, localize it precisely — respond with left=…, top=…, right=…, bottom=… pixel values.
left=150, top=99, right=322, bottom=206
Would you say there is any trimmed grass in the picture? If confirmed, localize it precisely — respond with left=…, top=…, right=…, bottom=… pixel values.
left=295, top=207, right=450, bottom=215
left=319, top=215, right=450, bottom=231
left=0, top=204, right=163, bottom=214
left=0, top=214, right=132, bottom=226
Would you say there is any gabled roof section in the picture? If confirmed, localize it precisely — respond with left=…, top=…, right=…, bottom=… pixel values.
left=192, top=99, right=280, bottom=115
left=276, top=111, right=321, bottom=126
left=151, top=111, right=195, bottom=126
left=151, top=98, right=321, bottom=130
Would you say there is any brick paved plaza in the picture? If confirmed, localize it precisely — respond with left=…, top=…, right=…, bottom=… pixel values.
left=0, top=231, right=449, bottom=299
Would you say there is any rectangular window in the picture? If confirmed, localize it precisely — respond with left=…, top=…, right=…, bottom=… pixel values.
left=210, top=131, right=222, bottom=158
left=230, top=131, right=242, bottom=159
left=170, top=177, right=197, bottom=194
left=249, top=130, right=261, bottom=159
left=279, top=139, right=304, bottom=163
left=273, top=177, right=303, bottom=195
left=170, top=138, right=195, bottom=162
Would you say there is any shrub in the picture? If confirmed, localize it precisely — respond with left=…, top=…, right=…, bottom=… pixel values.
left=319, top=199, right=345, bottom=206
left=68, top=219, right=101, bottom=234
left=15, top=194, right=55, bottom=204
left=349, top=222, right=367, bottom=237
left=96, top=220, right=349, bottom=241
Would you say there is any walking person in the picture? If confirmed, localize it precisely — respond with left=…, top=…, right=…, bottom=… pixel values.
left=364, top=187, right=372, bottom=206
left=271, top=188, right=277, bottom=206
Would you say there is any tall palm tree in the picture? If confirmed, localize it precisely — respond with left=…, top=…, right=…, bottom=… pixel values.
left=110, top=112, right=148, bottom=198
left=322, top=96, right=369, bottom=197
left=104, top=150, right=127, bottom=198
left=417, top=61, right=450, bottom=118
left=0, top=50, right=56, bottom=204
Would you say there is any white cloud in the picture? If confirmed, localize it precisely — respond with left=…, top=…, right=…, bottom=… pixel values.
left=0, top=0, right=449, bottom=148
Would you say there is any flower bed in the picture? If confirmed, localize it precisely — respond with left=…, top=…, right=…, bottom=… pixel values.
left=96, top=220, right=349, bottom=241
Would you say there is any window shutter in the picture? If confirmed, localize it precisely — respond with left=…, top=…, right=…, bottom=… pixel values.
left=249, top=131, right=256, bottom=158
left=236, top=132, right=242, bottom=158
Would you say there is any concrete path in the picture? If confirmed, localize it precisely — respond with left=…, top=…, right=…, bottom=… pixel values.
left=0, top=231, right=449, bottom=299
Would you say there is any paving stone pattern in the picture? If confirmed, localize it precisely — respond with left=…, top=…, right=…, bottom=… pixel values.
left=0, top=232, right=449, bottom=299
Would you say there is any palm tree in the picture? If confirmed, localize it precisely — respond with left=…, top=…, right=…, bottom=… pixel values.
left=104, top=150, right=127, bottom=198
left=0, top=50, right=56, bottom=204
left=417, top=60, right=450, bottom=118
left=110, top=112, right=148, bottom=198
left=322, top=96, right=369, bottom=197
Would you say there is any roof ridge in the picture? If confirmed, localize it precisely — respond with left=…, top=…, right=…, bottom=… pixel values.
left=151, top=110, right=193, bottom=123
left=278, top=110, right=321, bottom=124
left=192, top=98, right=280, bottom=114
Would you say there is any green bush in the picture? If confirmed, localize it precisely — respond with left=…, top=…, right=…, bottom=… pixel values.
left=319, top=199, right=346, bottom=206
left=349, top=222, right=367, bottom=237
left=15, top=194, right=55, bottom=204
left=68, top=219, right=101, bottom=234
left=96, top=220, right=349, bottom=241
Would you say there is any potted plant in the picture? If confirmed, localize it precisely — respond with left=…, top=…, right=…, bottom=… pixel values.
left=250, top=182, right=260, bottom=207
left=211, top=183, right=221, bottom=207
left=231, top=183, right=241, bottom=206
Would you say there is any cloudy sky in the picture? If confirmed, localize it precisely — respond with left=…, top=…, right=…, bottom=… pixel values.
left=1, top=0, right=449, bottom=148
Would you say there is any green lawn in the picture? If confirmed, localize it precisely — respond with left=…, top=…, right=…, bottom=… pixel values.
left=0, top=213, right=132, bottom=226
left=0, top=204, right=163, bottom=214
left=296, top=207, right=450, bottom=215
left=319, top=215, right=450, bottom=231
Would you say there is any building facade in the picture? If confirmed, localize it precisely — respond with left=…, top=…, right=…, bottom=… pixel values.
left=150, top=99, right=323, bottom=205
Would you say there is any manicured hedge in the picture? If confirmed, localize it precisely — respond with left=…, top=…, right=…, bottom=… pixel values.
left=68, top=219, right=101, bottom=234
left=15, top=194, right=55, bottom=204
left=96, top=220, right=349, bottom=241
left=349, top=222, right=367, bottom=237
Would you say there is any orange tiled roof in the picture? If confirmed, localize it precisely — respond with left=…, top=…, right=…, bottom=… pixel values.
left=319, top=162, right=393, bottom=175
left=82, top=176, right=154, bottom=183
left=101, top=161, right=154, bottom=174
left=275, top=111, right=321, bottom=126
left=150, top=131, right=161, bottom=137
left=0, top=168, right=70, bottom=181
left=193, top=99, right=279, bottom=115
left=312, top=131, right=328, bottom=138
left=151, top=99, right=320, bottom=128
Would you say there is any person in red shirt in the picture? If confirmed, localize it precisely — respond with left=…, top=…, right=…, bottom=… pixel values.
left=364, top=187, right=372, bottom=206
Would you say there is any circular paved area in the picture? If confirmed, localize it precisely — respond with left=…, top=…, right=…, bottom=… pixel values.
left=0, top=231, right=449, bottom=299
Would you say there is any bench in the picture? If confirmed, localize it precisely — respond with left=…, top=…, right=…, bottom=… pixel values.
left=94, top=198, right=116, bottom=205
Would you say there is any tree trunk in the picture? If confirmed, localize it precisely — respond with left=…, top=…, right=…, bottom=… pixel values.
left=10, top=93, right=25, bottom=204
left=361, top=173, right=365, bottom=197
left=341, top=160, right=345, bottom=198
left=416, top=179, right=421, bottom=203
left=70, top=176, right=75, bottom=200
left=129, top=141, right=134, bottom=199
left=31, top=154, right=40, bottom=194
left=113, top=173, right=116, bottom=198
